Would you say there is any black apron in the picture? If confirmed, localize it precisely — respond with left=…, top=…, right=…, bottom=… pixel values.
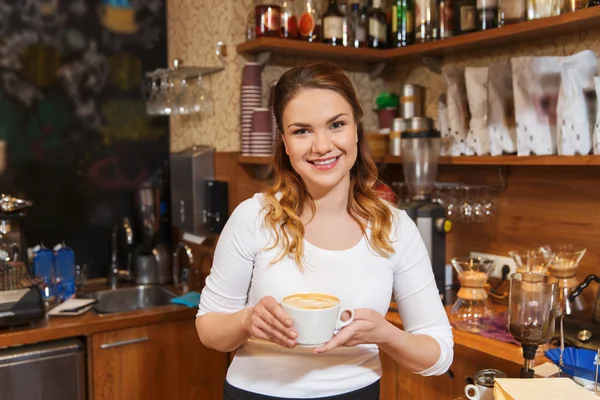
left=223, top=380, right=380, bottom=400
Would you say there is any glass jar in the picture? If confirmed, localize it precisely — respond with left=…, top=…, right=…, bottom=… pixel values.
left=281, top=0, right=298, bottom=39
left=255, top=0, right=283, bottom=38
left=298, top=0, right=321, bottom=42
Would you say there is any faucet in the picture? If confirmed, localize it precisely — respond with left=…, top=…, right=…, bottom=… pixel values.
left=172, top=241, right=195, bottom=292
left=109, top=218, right=135, bottom=290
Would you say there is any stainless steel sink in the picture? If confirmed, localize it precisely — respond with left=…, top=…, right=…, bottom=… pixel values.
left=85, top=285, right=177, bottom=315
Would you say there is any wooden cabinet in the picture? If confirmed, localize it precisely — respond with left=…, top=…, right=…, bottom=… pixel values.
left=90, top=319, right=227, bottom=400
left=380, top=350, right=501, bottom=400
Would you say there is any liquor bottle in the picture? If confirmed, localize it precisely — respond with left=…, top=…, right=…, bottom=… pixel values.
left=438, top=0, right=454, bottom=39
left=498, top=0, right=525, bottom=25
left=477, top=0, right=498, bottom=30
left=281, top=0, right=298, bottom=38
left=415, top=0, right=438, bottom=42
left=323, top=0, right=344, bottom=45
left=453, top=0, right=477, bottom=35
left=298, top=0, right=322, bottom=42
left=392, top=0, right=415, bottom=47
left=351, top=1, right=367, bottom=47
left=340, top=1, right=351, bottom=47
left=368, top=0, right=388, bottom=48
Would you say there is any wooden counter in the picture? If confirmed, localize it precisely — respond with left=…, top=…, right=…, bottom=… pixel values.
left=0, top=304, right=197, bottom=348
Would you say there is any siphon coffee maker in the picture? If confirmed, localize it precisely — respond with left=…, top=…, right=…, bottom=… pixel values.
left=508, top=272, right=559, bottom=378
left=449, top=257, right=496, bottom=333
left=397, top=127, right=451, bottom=299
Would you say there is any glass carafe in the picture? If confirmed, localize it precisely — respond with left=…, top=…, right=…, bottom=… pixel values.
left=449, top=257, right=496, bottom=333
left=543, top=245, right=587, bottom=316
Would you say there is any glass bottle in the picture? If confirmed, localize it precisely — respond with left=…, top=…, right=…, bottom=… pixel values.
left=498, top=0, right=525, bottom=25
left=392, top=0, right=415, bottom=47
left=369, top=0, right=388, bottom=48
left=416, top=0, right=438, bottom=42
left=340, top=1, right=351, bottom=47
left=526, top=0, right=554, bottom=19
left=453, top=0, right=477, bottom=35
left=281, top=0, right=298, bottom=39
left=323, top=0, right=345, bottom=45
left=298, top=0, right=322, bottom=42
left=255, top=0, right=283, bottom=38
left=477, top=0, right=498, bottom=30
left=351, top=1, right=367, bottom=47
left=438, top=0, right=454, bottom=40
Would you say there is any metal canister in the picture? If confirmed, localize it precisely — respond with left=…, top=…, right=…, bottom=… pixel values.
left=400, top=84, right=425, bottom=118
left=389, top=117, right=407, bottom=156
left=409, top=117, right=433, bottom=132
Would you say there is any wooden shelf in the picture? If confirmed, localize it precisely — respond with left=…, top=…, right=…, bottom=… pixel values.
left=238, top=8, right=600, bottom=65
left=237, top=37, right=388, bottom=63
left=239, top=154, right=600, bottom=166
left=385, top=155, right=600, bottom=165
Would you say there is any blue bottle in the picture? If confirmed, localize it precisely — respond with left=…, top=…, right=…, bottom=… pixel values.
left=54, top=243, right=76, bottom=302
left=33, top=245, right=56, bottom=302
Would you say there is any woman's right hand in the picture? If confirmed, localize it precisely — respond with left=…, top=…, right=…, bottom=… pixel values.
left=242, top=296, right=297, bottom=348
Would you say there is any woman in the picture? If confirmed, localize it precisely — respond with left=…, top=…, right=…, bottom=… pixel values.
left=196, top=61, right=453, bottom=400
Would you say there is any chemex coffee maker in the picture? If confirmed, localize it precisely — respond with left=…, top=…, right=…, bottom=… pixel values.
left=397, top=124, right=451, bottom=300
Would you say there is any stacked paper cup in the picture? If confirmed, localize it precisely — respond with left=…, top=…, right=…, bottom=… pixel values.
left=269, top=83, right=277, bottom=140
left=250, top=108, right=275, bottom=156
left=241, top=62, right=262, bottom=156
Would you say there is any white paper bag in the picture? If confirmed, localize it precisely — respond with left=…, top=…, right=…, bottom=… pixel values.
left=488, top=62, right=517, bottom=156
left=512, top=56, right=561, bottom=156
left=465, top=67, right=490, bottom=155
left=556, top=50, right=598, bottom=156
left=594, top=76, right=600, bottom=155
left=437, top=94, right=452, bottom=156
left=443, top=66, right=471, bottom=156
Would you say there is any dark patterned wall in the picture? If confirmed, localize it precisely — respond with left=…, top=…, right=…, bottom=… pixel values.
left=0, top=0, right=169, bottom=277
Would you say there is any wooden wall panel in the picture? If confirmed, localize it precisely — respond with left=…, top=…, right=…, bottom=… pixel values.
left=188, top=153, right=600, bottom=303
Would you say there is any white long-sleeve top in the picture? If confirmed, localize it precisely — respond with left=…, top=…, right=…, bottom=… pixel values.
left=198, top=193, right=454, bottom=398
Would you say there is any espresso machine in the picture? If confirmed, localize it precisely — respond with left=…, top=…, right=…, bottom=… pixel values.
left=397, top=127, right=451, bottom=301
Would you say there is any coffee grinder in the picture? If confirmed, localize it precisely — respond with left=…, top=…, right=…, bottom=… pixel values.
left=398, top=127, right=451, bottom=300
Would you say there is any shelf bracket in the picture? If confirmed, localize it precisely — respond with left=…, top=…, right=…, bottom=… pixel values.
left=256, top=52, right=272, bottom=69
left=369, top=62, right=387, bottom=80
left=421, top=55, right=443, bottom=75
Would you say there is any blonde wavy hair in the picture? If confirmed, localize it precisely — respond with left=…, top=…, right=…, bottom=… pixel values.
left=263, top=61, right=395, bottom=268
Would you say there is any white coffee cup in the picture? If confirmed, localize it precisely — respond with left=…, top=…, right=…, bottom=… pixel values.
left=281, top=293, right=354, bottom=347
left=465, top=368, right=507, bottom=400
left=465, top=383, right=492, bottom=400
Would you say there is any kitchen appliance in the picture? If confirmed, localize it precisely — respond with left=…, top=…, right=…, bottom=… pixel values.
left=551, top=275, right=600, bottom=351
left=170, top=146, right=229, bottom=235
left=508, top=272, right=559, bottom=378
left=0, top=194, right=33, bottom=263
left=544, top=245, right=587, bottom=316
left=0, top=338, right=85, bottom=400
left=397, top=127, right=451, bottom=299
left=130, top=186, right=171, bottom=285
left=449, top=257, right=496, bottom=333
left=0, top=261, right=45, bottom=329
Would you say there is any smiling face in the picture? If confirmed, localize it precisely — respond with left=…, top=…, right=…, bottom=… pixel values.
left=281, top=88, right=359, bottom=196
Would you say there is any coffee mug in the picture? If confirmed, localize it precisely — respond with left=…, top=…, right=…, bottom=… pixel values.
left=465, top=368, right=507, bottom=400
left=281, top=293, right=354, bottom=347
left=464, top=383, right=492, bottom=400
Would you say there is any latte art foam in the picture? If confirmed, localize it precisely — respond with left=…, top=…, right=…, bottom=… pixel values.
left=282, top=293, right=340, bottom=310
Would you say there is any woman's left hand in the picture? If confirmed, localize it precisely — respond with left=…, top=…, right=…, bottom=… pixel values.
left=313, top=308, right=393, bottom=354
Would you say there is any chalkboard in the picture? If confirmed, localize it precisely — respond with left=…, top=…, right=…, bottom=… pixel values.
left=0, top=0, right=169, bottom=278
